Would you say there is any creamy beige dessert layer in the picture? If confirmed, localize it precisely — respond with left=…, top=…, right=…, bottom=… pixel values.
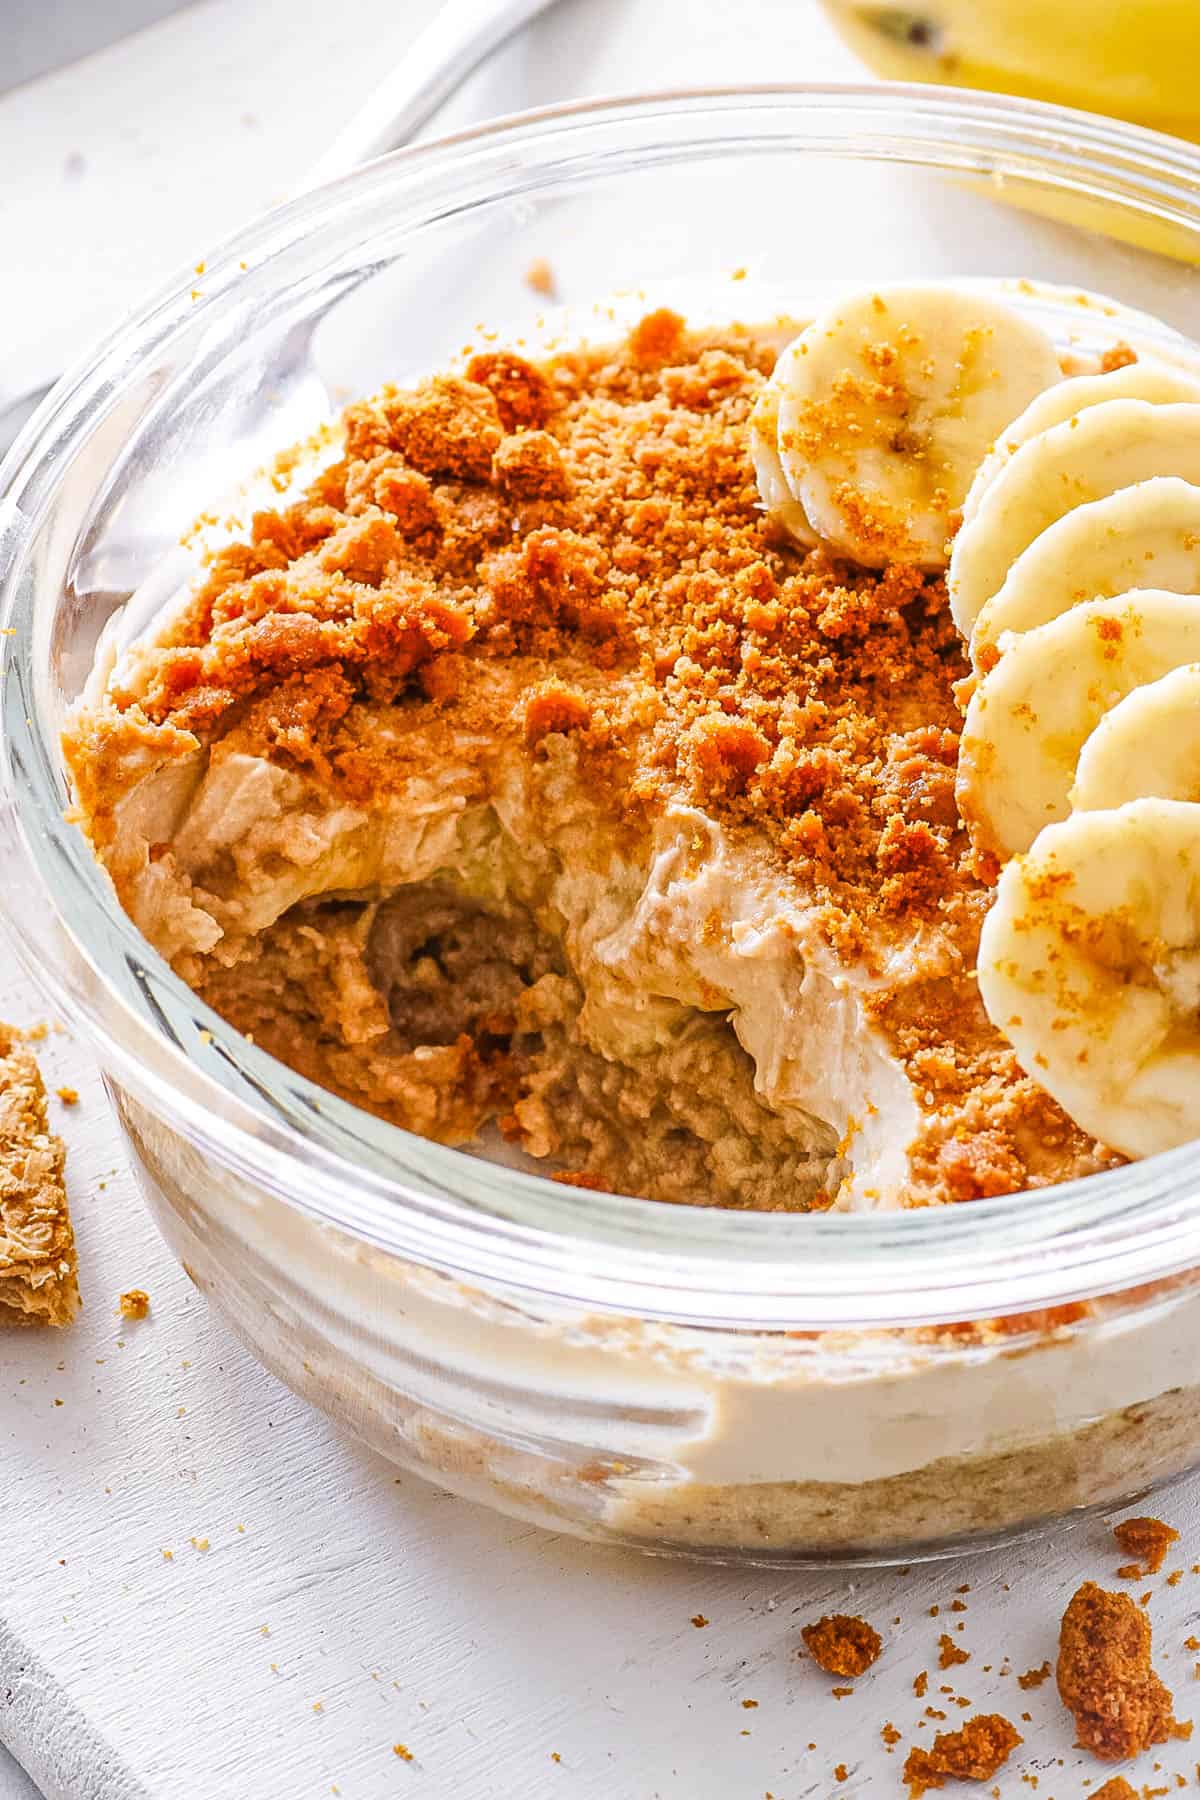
left=65, top=307, right=1124, bottom=1211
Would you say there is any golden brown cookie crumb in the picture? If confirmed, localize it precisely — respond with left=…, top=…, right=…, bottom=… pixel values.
left=901, top=1714, right=1021, bottom=1796
left=392, top=1744, right=412, bottom=1762
left=939, top=1634, right=970, bottom=1670
left=691, top=1614, right=709, bottom=1629
left=0, top=1023, right=78, bottom=1326
left=1057, top=1581, right=1187, bottom=1761
left=55, top=1086, right=78, bottom=1105
left=801, top=1614, right=883, bottom=1679
left=1114, top=1517, right=1180, bottom=1578
left=1016, top=1661, right=1051, bottom=1691
left=119, top=1288, right=150, bottom=1320
left=1090, top=1780, right=1137, bottom=1800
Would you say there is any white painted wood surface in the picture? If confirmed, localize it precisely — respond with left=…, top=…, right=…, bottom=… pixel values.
left=7, top=4, right=1200, bottom=1797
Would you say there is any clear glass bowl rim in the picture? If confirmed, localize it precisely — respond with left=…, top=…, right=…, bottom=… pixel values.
left=5, top=81, right=1200, bottom=1333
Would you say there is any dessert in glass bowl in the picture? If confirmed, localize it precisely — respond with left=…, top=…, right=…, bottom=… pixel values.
left=8, top=90, right=1200, bottom=1562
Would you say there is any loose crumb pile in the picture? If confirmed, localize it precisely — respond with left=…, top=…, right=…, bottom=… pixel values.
left=1115, top=1517, right=1181, bottom=1579
left=1056, top=1581, right=1188, bottom=1762
left=802, top=1613, right=884, bottom=1679
left=901, top=1714, right=1022, bottom=1796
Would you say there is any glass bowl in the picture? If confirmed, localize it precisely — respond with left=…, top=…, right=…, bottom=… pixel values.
left=5, top=86, right=1200, bottom=1566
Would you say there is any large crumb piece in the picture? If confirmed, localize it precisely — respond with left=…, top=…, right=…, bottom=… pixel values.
left=1113, top=1515, right=1180, bottom=1578
left=1090, top=1779, right=1137, bottom=1800
left=901, top=1713, right=1021, bottom=1796
left=0, top=1023, right=78, bottom=1327
left=119, top=1289, right=150, bottom=1320
left=1056, top=1580, right=1188, bottom=1760
left=801, top=1613, right=883, bottom=1678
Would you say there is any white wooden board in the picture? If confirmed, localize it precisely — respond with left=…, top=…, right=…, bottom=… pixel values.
left=8, top=4, right=1200, bottom=1797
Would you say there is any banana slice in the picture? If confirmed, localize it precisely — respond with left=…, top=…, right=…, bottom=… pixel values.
left=958, top=590, right=1200, bottom=859
left=972, top=477, right=1200, bottom=663
left=773, top=286, right=1061, bottom=571
left=749, top=381, right=818, bottom=547
left=962, top=358, right=1200, bottom=524
left=948, top=400, right=1200, bottom=638
left=1073, top=663, right=1200, bottom=811
left=978, top=798, right=1200, bottom=1158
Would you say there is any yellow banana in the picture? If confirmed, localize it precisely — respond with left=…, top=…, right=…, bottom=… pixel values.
left=820, top=1, right=1200, bottom=141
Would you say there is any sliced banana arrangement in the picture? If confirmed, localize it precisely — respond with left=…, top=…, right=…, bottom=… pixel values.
left=948, top=400, right=1200, bottom=638
left=959, top=591, right=1200, bottom=859
left=752, top=284, right=1062, bottom=570
left=1072, top=664, right=1200, bottom=812
left=961, top=356, right=1200, bottom=524
left=978, top=800, right=1200, bottom=1159
left=971, top=477, right=1200, bottom=663
left=751, top=277, right=1200, bottom=1159
left=748, top=382, right=818, bottom=547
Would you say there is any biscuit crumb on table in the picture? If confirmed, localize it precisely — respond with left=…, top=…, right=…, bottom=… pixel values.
left=119, top=1288, right=151, bottom=1320
left=0, top=1021, right=78, bottom=1326
left=1114, top=1515, right=1180, bottom=1578
left=1056, top=1580, right=1190, bottom=1761
left=901, top=1713, right=1021, bottom=1796
left=801, top=1613, right=883, bottom=1678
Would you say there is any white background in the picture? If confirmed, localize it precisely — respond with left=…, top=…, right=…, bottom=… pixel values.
left=5, top=4, right=1200, bottom=1798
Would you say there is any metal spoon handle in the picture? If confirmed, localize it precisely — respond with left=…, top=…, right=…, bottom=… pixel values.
left=296, top=0, right=561, bottom=195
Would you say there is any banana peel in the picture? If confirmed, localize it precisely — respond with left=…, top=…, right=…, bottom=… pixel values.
left=821, top=0, right=1200, bottom=265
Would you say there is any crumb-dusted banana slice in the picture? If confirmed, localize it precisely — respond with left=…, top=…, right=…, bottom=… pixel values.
left=1073, top=663, right=1200, bottom=812
left=774, top=286, right=1061, bottom=571
left=958, top=590, right=1200, bottom=859
left=948, top=400, right=1200, bottom=638
left=962, top=358, right=1200, bottom=524
left=972, top=478, right=1200, bottom=663
left=978, top=798, right=1200, bottom=1157
left=748, top=380, right=818, bottom=546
